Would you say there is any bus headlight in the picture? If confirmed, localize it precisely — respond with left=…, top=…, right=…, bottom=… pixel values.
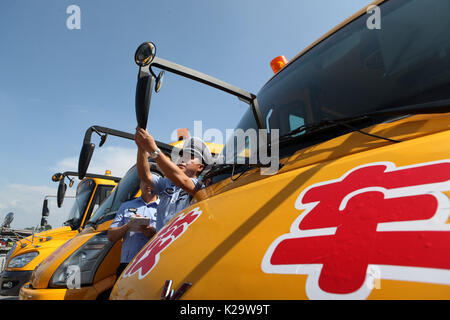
left=7, top=252, right=39, bottom=268
left=49, top=232, right=112, bottom=288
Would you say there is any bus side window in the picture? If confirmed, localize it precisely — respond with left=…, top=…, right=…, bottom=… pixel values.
left=288, top=114, right=305, bottom=137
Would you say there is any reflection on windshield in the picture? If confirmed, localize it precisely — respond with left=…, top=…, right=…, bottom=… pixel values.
left=257, top=0, right=450, bottom=137
left=64, top=179, right=95, bottom=228
left=88, top=165, right=141, bottom=224
left=222, top=0, right=450, bottom=163
left=220, top=109, right=259, bottom=165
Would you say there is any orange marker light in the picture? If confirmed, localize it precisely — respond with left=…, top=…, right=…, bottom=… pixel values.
left=270, top=55, right=288, bottom=74
left=105, top=170, right=111, bottom=176
left=177, top=128, right=189, bottom=141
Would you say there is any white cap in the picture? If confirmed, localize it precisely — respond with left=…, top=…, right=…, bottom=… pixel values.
left=181, top=137, right=213, bottom=165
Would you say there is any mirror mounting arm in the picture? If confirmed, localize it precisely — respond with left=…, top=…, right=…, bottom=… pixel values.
left=149, top=56, right=265, bottom=130
left=251, top=98, right=266, bottom=130
left=78, top=125, right=174, bottom=179
left=149, top=65, right=158, bottom=78
left=151, top=56, right=254, bottom=102
left=91, top=127, right=108, bottom=147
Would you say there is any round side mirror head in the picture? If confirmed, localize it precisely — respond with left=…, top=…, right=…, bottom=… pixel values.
left=155, top=71, right=164, bottom=93
left=134, top=42, right=156, bottom=67
left=78, top=142, right=95, bottom=180
left=52, top=173, right=63, bottom=182
left=57, top=179, right=67, bottom=208
left=2, top=212, right=14, bottom=228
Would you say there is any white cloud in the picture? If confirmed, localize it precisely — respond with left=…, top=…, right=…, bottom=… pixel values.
left=56, top=146, right=136, bottom=179
left=0, top=183, right=76, bottom=230
left=0, top=146, right=137, bottom=230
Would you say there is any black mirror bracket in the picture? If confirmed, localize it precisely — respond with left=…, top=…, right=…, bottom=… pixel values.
left=92, top=126, right=108, bottom=147
left=77, top=125, right=174, bottom=180
left=141, top=49, right=263, bottom=130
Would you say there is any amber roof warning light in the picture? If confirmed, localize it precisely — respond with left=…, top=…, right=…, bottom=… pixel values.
left=270, top=55, right=288, bottom=74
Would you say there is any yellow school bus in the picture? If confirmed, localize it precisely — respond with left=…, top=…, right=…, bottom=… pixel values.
left=109, top=0, right=450, bottom=299
left=19, top=163, right=148, bottom=300
left=19, top=137, right=221, bottom=300
left=0, top=171, right=118, bottom=296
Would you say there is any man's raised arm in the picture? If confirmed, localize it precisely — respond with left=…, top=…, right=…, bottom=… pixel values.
left=135, top=127, right=197, bottom=195
left=136, top=147, right=153, bottom=187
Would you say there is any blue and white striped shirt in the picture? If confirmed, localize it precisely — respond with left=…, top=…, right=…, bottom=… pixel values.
left=151, top=174, right=203, bottom=231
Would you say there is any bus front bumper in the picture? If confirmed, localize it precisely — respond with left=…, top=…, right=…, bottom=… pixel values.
left=0, top=270, right=33, bottom=296
left=19, top=283, right=67, bottom=300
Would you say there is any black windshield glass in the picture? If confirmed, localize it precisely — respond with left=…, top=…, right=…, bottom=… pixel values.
left=64, top=179, right=95, bottom=228
left=88, top=161, right=162, bottom=224
left=220, top=0, right=450, bottom=165
left=256, top=0, right=450, bottom=138
left=88, top=165, right=140, bottom=224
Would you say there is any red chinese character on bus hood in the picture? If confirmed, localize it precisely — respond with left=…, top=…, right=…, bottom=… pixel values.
left=123, top=207, right=202, bottom=280
left=262, top=161, right=450, bottom=299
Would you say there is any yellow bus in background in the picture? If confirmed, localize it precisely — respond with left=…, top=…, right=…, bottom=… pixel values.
left=0, top=171, right=119, bottom=296
left=19, top=132, right=222, bottom=299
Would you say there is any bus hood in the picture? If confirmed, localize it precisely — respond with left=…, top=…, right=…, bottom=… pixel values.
left=111, top=114, right=450, bottom=300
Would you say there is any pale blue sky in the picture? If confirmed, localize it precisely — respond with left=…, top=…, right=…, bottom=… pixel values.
left=0, top=0, right=370, bottom=228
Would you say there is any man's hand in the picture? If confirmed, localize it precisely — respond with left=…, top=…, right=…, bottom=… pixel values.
left=108, top=223, right=130, bottom=243
left=135, top=127, right=158, bottom=154
left=139, top=225, right=156, bottom=238
left=134, top=214, right=156, bottom=238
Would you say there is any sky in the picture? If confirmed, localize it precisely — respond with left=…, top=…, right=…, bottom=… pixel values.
left=0, top=0, right=371, bottom=229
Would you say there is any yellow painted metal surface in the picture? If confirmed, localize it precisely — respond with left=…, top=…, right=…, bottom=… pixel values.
left=22, top=211, right=122, bottom=299
left=24, top=0, right=450, bottom=300
left=111, top=115, right=450, bottom=300
left=29, top=231, right=98, bottom=289
left=5, top=177, right=117, bottom=275
left=19, top=284, right=67, bottom=300
left=7, top=227, right=74, bottom=272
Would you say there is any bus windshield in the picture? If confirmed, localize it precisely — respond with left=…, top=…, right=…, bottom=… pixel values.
left=87, top=163, right=161, bottom=226
left=223, top=0, right=450, bottom=162
left=63, top=179, right=95, bottom=229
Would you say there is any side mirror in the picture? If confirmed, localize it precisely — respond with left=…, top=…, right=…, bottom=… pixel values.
left=155, top=71, right=164, bottom=93
left=52, top=173, right=63, bottom=182
left=40, top=217, right=48, bottom=228
left=78, top=142, right=95, bottom=180
left=135, top=67, right=154, bottom=130
left=2, top=212, right=14, bottom=228
left=134, top=42, right=157, bottom=130
left=134, top=42, right=156, bottom=67
left=42, top=199, right=49, bottom=217
left=57, top=179, right=67, bottom=208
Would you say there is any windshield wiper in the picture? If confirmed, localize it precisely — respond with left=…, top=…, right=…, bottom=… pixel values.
left=205, top=100, right=450, bottom=181
left=204, top=163, right=248, bottom=180
left=279, top=118, right=401, bottom=144
left=278, top=99, right=450, bottom=144
left=204, top=161, right=279, bottom=183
